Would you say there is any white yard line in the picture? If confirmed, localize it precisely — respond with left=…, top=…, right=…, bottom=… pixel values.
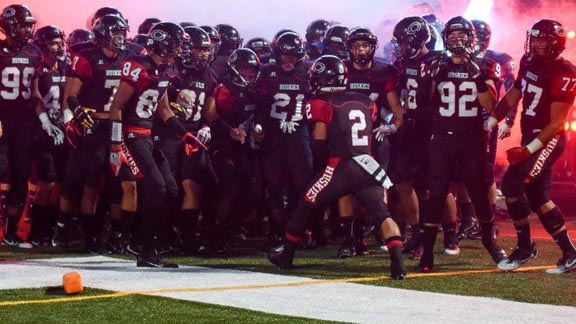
left=0, top=256, right=574, bottom=324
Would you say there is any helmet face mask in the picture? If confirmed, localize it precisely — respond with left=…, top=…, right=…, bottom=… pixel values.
left=93, top=15, right=128, bottom=51
left=392, top=17, right=430, bottom=61
left=471, top=20, right=491, bottom=55
left=272, top=32, right=305, bottom=72
left=442, top=16, right=476, bottom=56
left=346, top=27, right=378, bottom=65
left=321, top=25, right=350, bottom=60
left=525, top=19, right=566, bottom=61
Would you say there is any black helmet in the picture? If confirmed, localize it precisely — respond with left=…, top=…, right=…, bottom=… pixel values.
left=346, top=26, right=378, bottom=65
left=305, top=19, right=331, bottom=44
left=200, top=25, right=221, bottom=58
left=422, top=14, right=443, bottom=35
left=321, top=25, right=350, bottom=59
left=441, top=16, right=476, bottom=56
left=90, top=7, right=126, bottom=30
left=131, top=34, right=149, bottom=47
left=228, top=48, right=261, bottom=88
left=138, top=17, right=161, bottom=34
left=525, top=19, right=566, bottom=60
left=244, top=37, right=273, bottom=64
left=67, top=28, right=94, bottom=47
left=180, top=22, right=197, bottom=28
left=272, top=31, right=305, bottom=71
left=33, top=25, right=65, bottom=57
left=147, top=22, right=188, bottom=58
left=0, top=4, right=36, bottom=45
left=308, top=55, right=348, bottom=95
left=182, top=26, right=212, bottom=70
left=93, top=14, right=129, bottom=51
left=471, top=19, right=491, bottom=55
left=392, top=16, right=430, bottom=61
left=215, top=24, right=242, bottom=55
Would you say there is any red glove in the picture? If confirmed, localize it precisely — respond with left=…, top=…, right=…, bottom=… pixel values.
left=506, top=146, right=531, bottom=165
left=182, top=132, right=208, bottom=156
left=65, top=122, right=83, bottom=149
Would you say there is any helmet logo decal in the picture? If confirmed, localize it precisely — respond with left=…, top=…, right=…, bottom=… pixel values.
left=314, top=61, right=326, bottom=73
left=407, top=21, right=422, bottom=35
left=229, top=52, right=238, bottom=63
left=2, top=7, right=16, bottom=18
left=151, top=30, right=167, bottom=41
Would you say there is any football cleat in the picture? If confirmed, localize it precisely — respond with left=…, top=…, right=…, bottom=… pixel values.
left=497, top=243, right=537, bottom=271
left=545, top=253, right=576, bottom=274
left=267, top=244, right=294, bottom=270
left=337, top=241, right=355, bottom=259
left=456, top=221, right=477, bottom=241
left=388, top=246, right=406, bottom=280
left=2, top=234, right=33, bottom=249
left=354, top=239, right=369, bottom=256
left=444, top=243, right=461, bottom=256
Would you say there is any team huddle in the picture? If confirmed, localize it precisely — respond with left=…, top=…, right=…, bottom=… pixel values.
left=0, top=4, right=575, bottom=276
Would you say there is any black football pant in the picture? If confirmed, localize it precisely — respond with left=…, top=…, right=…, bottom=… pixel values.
left=286, top=157, right=390, bottom=238
left=427, top=132, right=492, bottom=224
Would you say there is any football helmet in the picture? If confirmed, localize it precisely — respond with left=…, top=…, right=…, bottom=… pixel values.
left=182, top=26, right=212, bottom=70
left=471, top=19, right=491, bottom=54
left=525, top=19, right=566, bottom=60
left=346, top=26, right=378, bottom=65
left=200, top=25, right=221, bottom=59
left=180, top=22, right=197, bottom=28
left=228, top=48, right=261, bottom=88
left=272, top=31, right=305, bottom=71
left=422, top=14, right=443, bottom=34
left=392, top=16, right=430, bottom=61
left=0, top=4, right=36, bottom=46
left=138, top=18, right=161, bottom=34
left=321, top=25, right=350, bottom=59
left=308, top=55, right=348, bottom=95
left=33, top=25, right=66, bottom=58
left=90, top=7, right=126, bottom=30
left=131, top=34, right=149, bottom=47
left=245, top=37, right=273, bottom=64
left=425, top=22, right=439, bottom=51
left=442, top=16, right=476, bottom=55
left=93, top=14, right=129, bottom=51
left=214, top=24, right=242, bottom=55
left=306, top=19, right=331, bottom=44
left=67, top=29, right=94, bottom=47
left=147, top=22, right=188, bottom=58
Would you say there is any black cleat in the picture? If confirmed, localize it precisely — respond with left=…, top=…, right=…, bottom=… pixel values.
left=355, top=239, right=369, bottom=256
left=388, top=247, right=406, bottom=280
left=337, top=240, right=355, bottom=259
left=497, top=243, right=537, bottom=271
left=456, top=221, right=477, bottom=241
left=267, top=244, right=294, bottom=270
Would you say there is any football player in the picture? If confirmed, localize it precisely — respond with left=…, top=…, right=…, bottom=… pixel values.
left=255, top=31, right=313, bottom=247
left=0, top=4, right=43, bottom=248
left=28, top=26, right=69, bottom=246
left=244, top=37, right=274, bottom=64
left=211, top=24, right=243, bottom=80
left=199, top=25, right=221, bottom=63
left=321, top=24, right=350, bottom=60
left=305, top=19, right=331, bottom=60
left=420, top=16, right=506, bottom=272
left=108, top=22, right=188, bottom=267
left=267, top=55, right=406, bottom=280
left=490, top=19, right=576, bottom=274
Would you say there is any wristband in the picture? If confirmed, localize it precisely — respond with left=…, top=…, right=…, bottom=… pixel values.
left=63, top=109, right=74, bottom=124
left=38, top=112, right=50, bottom=124
left=111, top=120, right=123, bottom=144
left=525, top=138, right=544, bottom=154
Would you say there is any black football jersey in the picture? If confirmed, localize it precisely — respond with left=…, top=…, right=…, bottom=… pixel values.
left=514, top=55, right=576, bottom=143
left=395, top=51, right=438, bottom=122
left=483, top=50, right=515, bottom=95
left=0, top=41, right=43, bottom=111
left=210, top=54, right=229, bottom=81
left=431, top=56, right=498, bottom=134
left=214, top=77, right=258, bottom=130
left=37, top=59, right=66, bottom=122
left=69, top=47, right=137, bottom=113
left=258, top=61, right=312, bottom=139
left=171, top=65, right=219, bottom=131
left=309, top=92, right=376, bottom=159
left=345, top=60, right=398, bottom=123
left=120, top=55, right=177, bottom=129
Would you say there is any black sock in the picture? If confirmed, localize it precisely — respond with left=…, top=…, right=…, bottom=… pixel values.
left=552, top=229, right=576, bottom=255
left=459, top=202, right=473, bottom=224
left=515, top=223, right=532, bottom=249
left=339, top=216, right=353, bottom=242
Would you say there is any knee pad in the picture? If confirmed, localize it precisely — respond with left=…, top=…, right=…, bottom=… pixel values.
left=505, top=196, right=531, bottom=221
left=538, top=207, right=565, bottom=235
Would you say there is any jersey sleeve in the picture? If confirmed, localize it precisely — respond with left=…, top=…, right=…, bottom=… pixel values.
left=69, top=53, right=92, bottom=81
left=549, top=69, right=576, bottom=105
left=513, top=55, right=529, bottom=90
left=308, top=98, right=333, bottom=124
left=383, top=64, right=399, bottom=95
left=120, top=60, right=151, bottom=93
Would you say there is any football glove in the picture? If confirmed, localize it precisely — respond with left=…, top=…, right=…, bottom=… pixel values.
left=196, top=126, right=211, bottom=145
left=506, top=146, right=530, bottom=165
left=182, top=132, right=208, bottom=156
left=280, top=120, right=299, bottom=134
left=169, top=101, right=188, bottom=120
left=73, top=106, right=96, bottom=130
left=373, top=124, right=397, bottom=141
left=65, top=122, right=83, bottom=149
left=498, top=123, right=511, bottom=139
left=39, top=112, right=65, bottom=146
